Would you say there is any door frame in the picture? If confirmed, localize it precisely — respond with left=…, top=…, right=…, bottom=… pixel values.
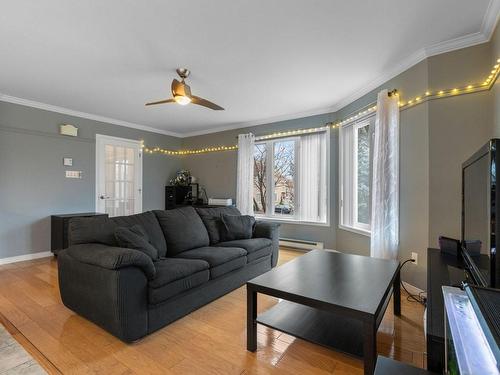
left=95, top=134, right=143, bottom=215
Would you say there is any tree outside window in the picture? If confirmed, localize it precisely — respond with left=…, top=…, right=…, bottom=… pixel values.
left=253, top=139, right=296, bottom=217
left=357, top=125, right=370, bottom=225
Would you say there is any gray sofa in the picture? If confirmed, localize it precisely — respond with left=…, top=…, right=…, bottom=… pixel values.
left=57, top=206, right=279, bottom=342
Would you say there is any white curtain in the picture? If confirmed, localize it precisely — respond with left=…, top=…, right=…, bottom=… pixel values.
left=298, top=130, right=328, bottom=222
left=370, top=89, right=399, bottom=260
left=236, top=133, right=255, bottom=215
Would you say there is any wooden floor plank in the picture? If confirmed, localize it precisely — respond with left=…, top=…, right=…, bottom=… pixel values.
left=0, top=249, right=426, bottom=374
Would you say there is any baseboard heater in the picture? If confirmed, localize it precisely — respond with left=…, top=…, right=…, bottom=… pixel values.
left=279, top=238, right=324, bottom=251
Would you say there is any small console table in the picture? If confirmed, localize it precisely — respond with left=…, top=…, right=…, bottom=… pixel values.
left=247, top=250, right=400, bottom=375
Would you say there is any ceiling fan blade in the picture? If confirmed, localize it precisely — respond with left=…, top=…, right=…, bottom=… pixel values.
left=145, top=98, right=175, bottom=106
left=191, top=95, right=224, bottom=110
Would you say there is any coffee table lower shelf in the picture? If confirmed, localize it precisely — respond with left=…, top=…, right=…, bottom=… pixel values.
left=256, top=300, right=364, bottom=358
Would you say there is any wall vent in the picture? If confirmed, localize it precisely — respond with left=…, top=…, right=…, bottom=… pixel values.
left=279, top=238, right=324, bottom=251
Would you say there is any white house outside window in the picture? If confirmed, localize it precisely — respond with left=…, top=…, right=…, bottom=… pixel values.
left=339, top=116, right=374, bottom=235
left=253, top=129, right=329, bottom=225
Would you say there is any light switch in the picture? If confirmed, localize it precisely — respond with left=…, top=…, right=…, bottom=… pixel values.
left=65, top=170, right=82, bottom=179
left=63, top=157, right=73, bottom=166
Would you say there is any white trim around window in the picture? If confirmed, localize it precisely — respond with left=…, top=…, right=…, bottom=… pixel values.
left=339, top=115, right=374, bottom=236
left=253, top=129, right=330, bottom=225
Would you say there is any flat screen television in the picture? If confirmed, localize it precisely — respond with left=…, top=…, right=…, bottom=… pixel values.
left=462, top=139, right=500, bottom=288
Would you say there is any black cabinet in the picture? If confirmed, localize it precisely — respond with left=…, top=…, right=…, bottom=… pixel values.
left=375, top=356, right=436, bottom=374
left=165, top=186, right=192, bottom=210
left=51, top=212, right=108, bottom=254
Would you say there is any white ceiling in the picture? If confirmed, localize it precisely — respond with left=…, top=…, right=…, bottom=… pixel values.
left=0, top=0, right=497, bottom=137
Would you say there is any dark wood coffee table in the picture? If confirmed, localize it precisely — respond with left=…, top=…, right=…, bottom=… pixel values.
left=246, top=250, right=400, bottom=375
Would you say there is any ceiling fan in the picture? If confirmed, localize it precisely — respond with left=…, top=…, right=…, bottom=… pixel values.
left=145, top=68, right=224, bottom=110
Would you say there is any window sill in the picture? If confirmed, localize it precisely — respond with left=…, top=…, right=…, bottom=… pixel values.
left=255, top=215, right=330, bottom=227
left=338, top=224, right=371, bottom=237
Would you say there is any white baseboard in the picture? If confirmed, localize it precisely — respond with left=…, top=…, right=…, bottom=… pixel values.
left=0, top=251, right=53, bottom=266
left=402, top=281, right=425, bottom=296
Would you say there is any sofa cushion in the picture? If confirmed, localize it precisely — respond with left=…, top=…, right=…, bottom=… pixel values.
left=148, top=258, right=210, bottom=304
left=210, top=257, right=247, bottom=278
left=150, top=258, right=209, bottom=288
left=195, top=207, right=241, bottom=245
left=69, top=216, right=117, bottom=246
left=218, top=238, right=272, bottom=254
left=68, top=212, right=168, bottom=257
left=220, top=214, right=256, bottom=242
left=149, top=270, right=209, bottom=304
left=195, top=206, right=241, bottom=217
left=198, top=215, right=222, bottom=245
left=114, top=225, right=159, bottom=260
left=176, top=246, right=247, bottom=278
left=111, top=212, right=167, bottom=257
left=154, top=207, right=209, bottom=255
left=246, top=246, right=273, bottom=263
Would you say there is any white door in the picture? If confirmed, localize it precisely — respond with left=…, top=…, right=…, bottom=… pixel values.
left=96, top=134, right=143, bottom=217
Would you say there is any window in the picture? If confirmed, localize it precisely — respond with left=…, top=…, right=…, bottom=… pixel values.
left=253, top=130, right=328, bottom=224
left=253, top=138, right=297, bottom=218
left=339, top=116, right=374, bottom=234
left=356, top=124, right=370, bottom=226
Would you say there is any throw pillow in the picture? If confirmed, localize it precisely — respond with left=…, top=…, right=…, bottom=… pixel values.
left=199, top=215, right=222, bottom=245
left=114, top=225, right=159, bottom=260
left=220, top=214, right=256, bottom=242
left=153, top=207, right=210, bottom=255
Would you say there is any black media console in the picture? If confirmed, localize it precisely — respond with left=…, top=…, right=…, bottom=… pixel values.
left=426, top=248, right=468, bottom=372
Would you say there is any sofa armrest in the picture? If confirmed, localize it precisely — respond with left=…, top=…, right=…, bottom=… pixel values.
left=58, top=249, right=148, bottom=342
left=253, top=221, right=280, bottom=241
left=253, top=221, right=280, bottom=267
left=66, top=243, right=156, bottom=280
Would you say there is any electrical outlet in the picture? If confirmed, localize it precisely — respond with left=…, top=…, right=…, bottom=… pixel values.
left=411, top=252, right=418, bottom=265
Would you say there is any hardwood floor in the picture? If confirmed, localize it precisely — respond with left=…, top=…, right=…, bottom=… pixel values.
left=0, top=249, right=426, bottom=374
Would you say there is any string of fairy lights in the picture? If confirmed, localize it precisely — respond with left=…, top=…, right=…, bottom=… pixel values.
left=142, top=58, right=500, bottom=156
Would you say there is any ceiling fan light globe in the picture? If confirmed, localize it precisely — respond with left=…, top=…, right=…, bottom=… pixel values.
left=174, top=95, right=191, bottom=105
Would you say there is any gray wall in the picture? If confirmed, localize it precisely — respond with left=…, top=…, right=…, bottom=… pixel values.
left=0, top=102, right=182, bottom=258
left=334, top=59, right=430, bottom=290
left=427, top=43, right=493, bottom=247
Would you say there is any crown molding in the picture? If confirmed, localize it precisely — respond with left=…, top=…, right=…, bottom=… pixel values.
left=482, top=0, right=500, bottom=39
left=1, top=2, right=499, bottom=139
left=0, top=93, right=183, bottom=138
left=424, top=31, right=489, bottom=57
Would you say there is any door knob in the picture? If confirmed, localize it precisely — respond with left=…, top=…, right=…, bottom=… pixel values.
left=99, top=195, right=109, bottom=200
